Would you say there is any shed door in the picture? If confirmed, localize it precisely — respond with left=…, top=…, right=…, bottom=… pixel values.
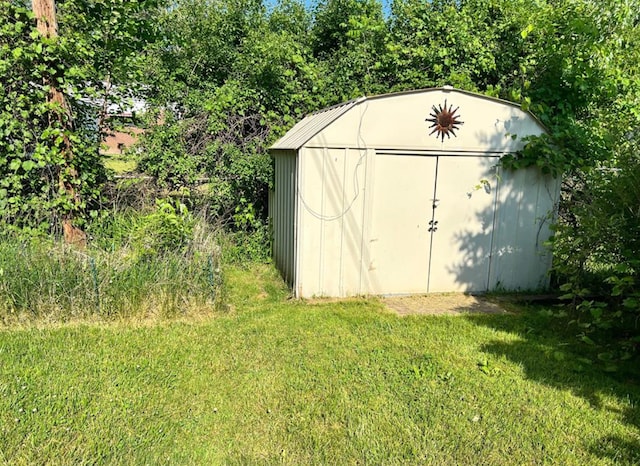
left=427, top=156, right=499, bottom=292
left=369, top=153, right=499, bottom=294
left=368, top=154, right=437, bottom=294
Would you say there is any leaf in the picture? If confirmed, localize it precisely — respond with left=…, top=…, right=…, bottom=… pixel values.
left=520, top=24, right=534, bottom=39
left=579, top=335, right=596, bottom=346
left=21, top=160, right=36, bottom=171
left=590, top=307, right=603, bottom=319
left=597, top=352, right=614, bottom=361
left=9, top=159, right=21, bottom=171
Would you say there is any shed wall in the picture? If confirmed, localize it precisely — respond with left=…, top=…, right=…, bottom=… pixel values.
left=271, top=150, right=297, bottom=287
left=296, top=147, right=371, bottom=297
left=305, top=90, right=545, bottom=153
left=488, top=166, right=560, bottom=290
left=294, top=149, right=559, bottom=297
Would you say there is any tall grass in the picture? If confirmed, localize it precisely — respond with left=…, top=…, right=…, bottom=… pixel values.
left=0, top=206, right=223, bottom=324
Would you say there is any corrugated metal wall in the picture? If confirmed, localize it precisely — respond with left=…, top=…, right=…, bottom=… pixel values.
left=295, top=147, right=372, bottom=297
left=488, top=166, right=560, bottom=291
left=292, top=149, right=559, bottom=297
left=271, top=151, right=297, bottom=288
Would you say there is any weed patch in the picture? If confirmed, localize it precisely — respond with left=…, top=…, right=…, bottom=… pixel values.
left=0, top=206, right=223, bottom=324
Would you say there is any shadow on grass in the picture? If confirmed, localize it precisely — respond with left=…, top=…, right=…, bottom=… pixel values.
left=464, top=308, right=640, bottom=465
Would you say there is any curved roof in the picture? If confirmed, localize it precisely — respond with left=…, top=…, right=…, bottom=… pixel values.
left=270, top=87, right=545, bottom=153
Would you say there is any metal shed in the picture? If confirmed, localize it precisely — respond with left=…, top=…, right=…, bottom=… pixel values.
left=269, top=87, right=560, bottom=298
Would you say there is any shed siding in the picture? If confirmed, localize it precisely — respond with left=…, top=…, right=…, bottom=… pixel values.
left=296, top=147, right=370, bottom=297
left=272, top=150, right=297, bottom=287
left=270, top=88, right=558, bottom=298
left=305, top=90, right=544, bottom=153
left=488, top=166, right=560, bottom=290
left=425, top=155, right=501, bottom=292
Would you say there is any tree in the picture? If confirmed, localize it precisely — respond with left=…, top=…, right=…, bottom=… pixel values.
left=31, top=0, right=84, bottom=244
left=136, top=0, right=321, bottom=222
left=0, top=0, right=161, bottom=238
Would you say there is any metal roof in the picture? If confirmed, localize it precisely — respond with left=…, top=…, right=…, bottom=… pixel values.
left=270, top=97, right=365, bottom=150
left=269, top=87, right=545, bottom=151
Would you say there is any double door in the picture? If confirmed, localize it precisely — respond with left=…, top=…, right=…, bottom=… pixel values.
left=368, top=153, right=499, bottom=294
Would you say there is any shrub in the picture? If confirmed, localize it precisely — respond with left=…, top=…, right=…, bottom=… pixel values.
left=552, top=145, right=640, bottom=363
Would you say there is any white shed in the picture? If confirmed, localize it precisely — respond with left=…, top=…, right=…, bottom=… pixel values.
left=269, top=87, right=560, bottom=298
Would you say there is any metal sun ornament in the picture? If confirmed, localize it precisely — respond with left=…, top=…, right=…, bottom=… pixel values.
left=426, top=100, right=464, bottom=142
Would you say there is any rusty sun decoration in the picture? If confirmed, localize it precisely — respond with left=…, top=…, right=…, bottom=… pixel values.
left=426, top=100, right=464, bottom=142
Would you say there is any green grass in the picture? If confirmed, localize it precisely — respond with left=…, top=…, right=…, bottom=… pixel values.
left=0, top=211, right=222, bottom=324
left=1, top=265, right=639, bottom=464
left=103, top=155, right=137, bottom=173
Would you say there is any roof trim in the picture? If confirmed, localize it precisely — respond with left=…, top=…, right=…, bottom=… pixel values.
left=269, top=87, right=545, bottom=151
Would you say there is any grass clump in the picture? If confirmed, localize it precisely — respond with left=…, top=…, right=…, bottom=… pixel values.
left=0, top=200, right=223, bottom=324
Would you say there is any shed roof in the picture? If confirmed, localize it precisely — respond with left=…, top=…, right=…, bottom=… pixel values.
left=270, top=87, right=544, bottom=151
left=271, top=97, right=365, bottom=150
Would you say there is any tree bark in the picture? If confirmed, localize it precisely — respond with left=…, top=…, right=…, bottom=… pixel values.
left=32, top=0, right=86, bottom=247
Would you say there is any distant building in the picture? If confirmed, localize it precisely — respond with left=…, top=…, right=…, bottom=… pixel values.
left=101, top=112, right=144, bottom=155
left=93, top=94, right=147, bottom=156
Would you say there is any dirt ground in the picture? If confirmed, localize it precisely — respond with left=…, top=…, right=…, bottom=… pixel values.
left=382, top=293, right=509, bottom=316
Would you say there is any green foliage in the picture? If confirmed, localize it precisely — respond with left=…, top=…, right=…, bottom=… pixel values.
left=0, top=0, right=161, bottom=234
left=221, top=199, right=272, bottom=263
left=385, top=0, right=507, bottom=91
left=551, top=142, right=640, bottom=358
left=0, top=1, right=102, bottom=231
left=0, top=211, right=222, bottom=323
left=132, top=199, right=194, bottom=260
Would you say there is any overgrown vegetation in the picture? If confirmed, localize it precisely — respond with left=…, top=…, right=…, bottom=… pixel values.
left=0, top=193, right=223, bottom=324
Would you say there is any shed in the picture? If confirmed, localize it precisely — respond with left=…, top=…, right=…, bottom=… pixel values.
left=269, top=87, right=560, bottom=298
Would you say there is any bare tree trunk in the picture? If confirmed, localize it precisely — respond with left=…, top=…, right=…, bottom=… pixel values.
left=32, top=0, right=86, bottom=247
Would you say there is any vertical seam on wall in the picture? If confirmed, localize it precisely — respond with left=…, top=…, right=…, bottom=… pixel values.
left=339, top=148, right=347, bottom=295
left=358, top=150, right=370, bottom=295
left=318, top=147, right=326, bottom=295
left=487, top=162, right=501, bottom=291
left=426, top=156, right=440, bottom=293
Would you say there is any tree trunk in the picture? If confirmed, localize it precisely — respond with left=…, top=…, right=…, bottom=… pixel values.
left=32, top=0, right=86, bottom=247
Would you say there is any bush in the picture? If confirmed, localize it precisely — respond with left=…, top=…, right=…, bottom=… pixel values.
left=132, top=199, right=194, bottom=260
left=552, top=144, right=640, bottom=363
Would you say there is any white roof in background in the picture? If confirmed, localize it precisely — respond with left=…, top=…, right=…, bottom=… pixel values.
left=107, top=97, right=147, bottom=116
left=270, top=97, right=365, bottom=150
left=270, top=87, right=545, bottom=151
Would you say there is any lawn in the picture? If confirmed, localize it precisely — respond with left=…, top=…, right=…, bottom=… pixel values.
left=103, top=155, right=137, bottom=174
left=1, top=265, right=639, bottom=464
